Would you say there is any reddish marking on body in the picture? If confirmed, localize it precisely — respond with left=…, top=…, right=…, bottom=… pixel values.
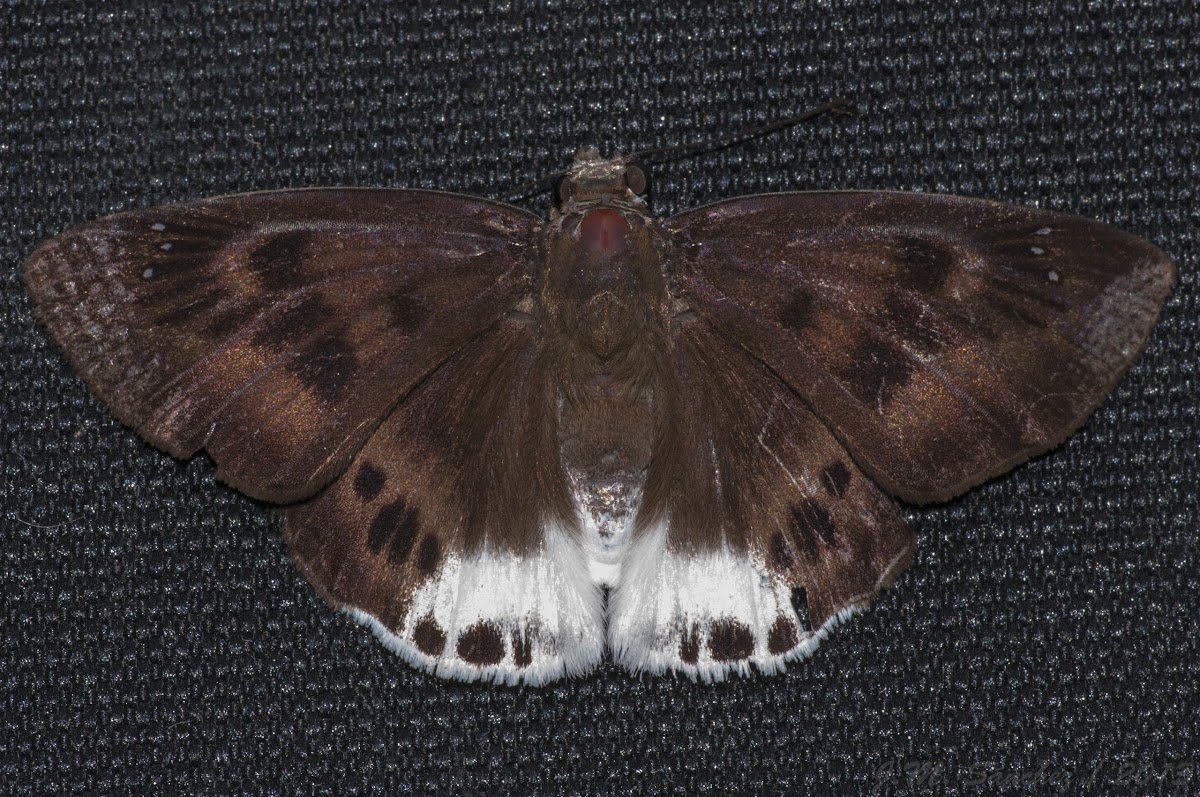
left=579, top=208, right=630, bottom=253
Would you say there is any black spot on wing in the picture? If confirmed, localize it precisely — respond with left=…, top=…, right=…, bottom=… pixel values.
left=350, top=460, right=384, bottom=499
left=769, top=531, right=798, bottom=573
left=366, top=496, right=420, bottom=565
left=708, top=619, right=754, bottom=662
left=679, top=625, right=701, bottom=665
left=457, top=621, right=506, bottom=666
left=821, top=461, right=852, bottom=498
left=511, top=630, right=533, bottom=668
left=412, top=615, right=447, bottom=656
left=202, top=300, right=254, bottom=338
left=790, top=587, right=812, bottom=634
left=415, top=536, right=441, bottom=576
left=892, top=235, right=956, bottom=294
left=353, top=462, right=386, bottom=502
left=778, top=287, right=814, bottom=330
left=387, top=292, right=427, bottom=333
left=288, top=333, right=357, bottom=404
left=248, top=231, right=312, bottom=292
left=367, top=498, right=402, bottom=554
left=767, top=616, right=799, bottom=655
left=788, top=499, right=837, bottom=561
left=387, top=506, right=421, bottom=565
left=839, top=338, right=913, bottom=405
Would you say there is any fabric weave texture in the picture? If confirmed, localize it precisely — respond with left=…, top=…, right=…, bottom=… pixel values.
left=2, top=3, right=1196, bottom=794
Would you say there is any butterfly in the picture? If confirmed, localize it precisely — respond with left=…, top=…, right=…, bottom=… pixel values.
left=24, top=144, right=1174, bottom=685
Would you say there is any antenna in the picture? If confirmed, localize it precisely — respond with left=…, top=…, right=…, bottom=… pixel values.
left=630, top=97, right=854, bottom=163
left=503, top=97, right=854, bottom=203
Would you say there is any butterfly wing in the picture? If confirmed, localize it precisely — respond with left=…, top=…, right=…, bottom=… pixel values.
left=24, top=189, right=536, bottom=503
left=667, top=191, right=1175, bottom=504
left=282, top=316, right=601, bottom=685
left=610, top=318, right=914, bottom=681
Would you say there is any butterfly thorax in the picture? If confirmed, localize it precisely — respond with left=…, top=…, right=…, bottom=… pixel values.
left=541, top=148, right=667, bottom=359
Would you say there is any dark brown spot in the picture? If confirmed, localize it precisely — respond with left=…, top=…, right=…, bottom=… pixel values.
left=840, top=339, right=913, bottom=405
left=387, top=292, right=426, bottom=333
left=708, top=619, right=754, bottom=662
left=778, top=287, right=814, bottom=329
left=367, top=497, right=403, bottom=554
left=788, top=505, right=820, bottom=561
left=769, top=531, right=797, bottom=572
left=252, top=295, right=336, bottom=349
left=679, top=625, right=701, bottom=665
left=388, top=506, right=422, bottom=565
left=801, top=499, right=837, bottom=546
left=767, top=617, right=799, bottom=655
left=366, top=496, right=420, bottom=565
left=511, top=630, right=533, bottom=668
left=893, top=235, right=955, bottom=293
left=290, top=333, right=358, bottom=404
left=412, top=615, right=446, bottom=656
left=415, top=535, right=440, bottom=576
left=456, top=621, right=505, bottom=666
left=789, top=499, right=837, bottom=560
left=790, top=587, right=812, bottom=634
left=248, top=231, right=312, bottom=292
left=821, top=461, right=852, bottom=498
left=353, top=462, right=386, bottom=502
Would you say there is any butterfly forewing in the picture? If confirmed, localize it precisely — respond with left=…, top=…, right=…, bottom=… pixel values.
left=25, top=189, right=538, bottom=502
left=668, top=191, right=1175, bottom=504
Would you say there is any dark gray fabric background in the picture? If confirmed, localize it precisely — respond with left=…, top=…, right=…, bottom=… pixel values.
left=2, top=2, right=1196, bottom=794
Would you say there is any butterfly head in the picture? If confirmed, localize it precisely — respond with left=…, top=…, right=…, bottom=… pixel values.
left=555, top=146, right=648, bottom=213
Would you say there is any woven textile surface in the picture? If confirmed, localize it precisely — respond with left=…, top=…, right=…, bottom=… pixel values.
left=2, top=3, right=1196, bottom=794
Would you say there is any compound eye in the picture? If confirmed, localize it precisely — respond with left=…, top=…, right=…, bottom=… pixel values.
left=555, top=174, right=573, bottom=205
left=624, top=164, right=648, bottom=195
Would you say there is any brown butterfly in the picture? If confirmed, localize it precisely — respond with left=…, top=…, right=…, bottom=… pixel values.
left=24, top=143, right=1174, bottom=685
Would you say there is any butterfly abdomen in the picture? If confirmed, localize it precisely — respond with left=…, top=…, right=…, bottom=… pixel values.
left=540, top=200, right=672, bottom=585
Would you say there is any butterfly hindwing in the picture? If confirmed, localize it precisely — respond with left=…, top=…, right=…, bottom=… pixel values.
left=668, top=191, right=1175, bottom=503
left=283, top=316, right=602, bottom=685
left=609, top=317, right=915, bottom=681
left=24, top=189, right=537, bottom=502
